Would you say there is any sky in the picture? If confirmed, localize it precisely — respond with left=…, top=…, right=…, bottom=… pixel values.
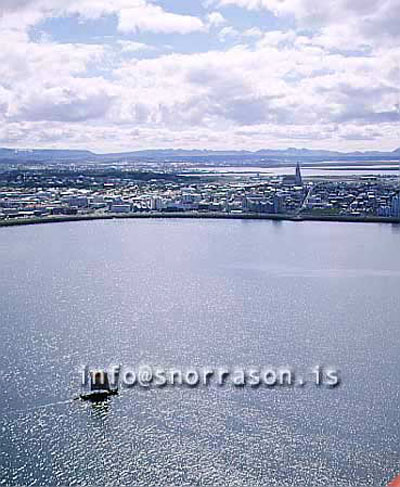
left=0, top=0, right=399, bottom=153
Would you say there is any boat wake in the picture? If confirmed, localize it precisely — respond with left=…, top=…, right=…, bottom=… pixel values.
left=3, top=399, right=75, bottom=416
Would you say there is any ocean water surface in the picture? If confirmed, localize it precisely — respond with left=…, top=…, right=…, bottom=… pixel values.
left=0, top=219, right=399, bottom=486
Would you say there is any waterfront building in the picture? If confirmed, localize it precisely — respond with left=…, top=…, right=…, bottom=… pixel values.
left=391, top=194, right=400, bottom=217
left=110, top=204, right=132, bottom=213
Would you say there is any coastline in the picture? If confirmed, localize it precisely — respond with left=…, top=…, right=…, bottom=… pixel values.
left=1, top=212, right=400, bottom=227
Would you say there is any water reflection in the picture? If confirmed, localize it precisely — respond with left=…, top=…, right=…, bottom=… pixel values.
left=1, top=219, right=399, bottom=486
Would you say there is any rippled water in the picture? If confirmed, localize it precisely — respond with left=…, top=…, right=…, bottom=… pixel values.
left=1, top=219, right=400, bottom=486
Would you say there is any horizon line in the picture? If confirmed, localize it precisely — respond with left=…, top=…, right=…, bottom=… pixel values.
left=1, top=145, right=399, bottom=156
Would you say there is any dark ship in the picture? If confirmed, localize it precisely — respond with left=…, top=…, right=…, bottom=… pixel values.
left=80, top=370, right=118, bottom=402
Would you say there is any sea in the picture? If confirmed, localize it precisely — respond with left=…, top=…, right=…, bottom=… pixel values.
left=1, top=218, right=399, bottom=486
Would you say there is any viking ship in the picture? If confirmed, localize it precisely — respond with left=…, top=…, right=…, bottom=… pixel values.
left=80, top=370, right=118, bottom=402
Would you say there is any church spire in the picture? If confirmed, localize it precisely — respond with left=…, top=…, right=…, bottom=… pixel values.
left=295, top=161, right=303, bottom=186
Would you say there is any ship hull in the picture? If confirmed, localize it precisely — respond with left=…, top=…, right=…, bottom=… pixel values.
left=79, top=389, right=118, bottom=402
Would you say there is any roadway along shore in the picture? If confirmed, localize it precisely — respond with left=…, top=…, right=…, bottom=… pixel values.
left=1, top=212, right=400, bottom=227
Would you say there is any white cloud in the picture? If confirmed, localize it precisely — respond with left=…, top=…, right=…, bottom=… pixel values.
left=1, top=34, right=398, bottom=150
left=8, top=78, right=115, bottom=122
left=0, top=0, right=205, bottom=34
left=242, top=27, right=263, bottom=39
left=213, top=0, right=400, bottom=47
left=112, top=40, right=399, bottom=129
left=118, top=40, right=156, bottom=53
left=218, top=26, right=240, bottom=41
left=207, top=11, right=227, bottom=27
left=0, top=0, right=398, bottom=151
left=118, top=3, right=205, bottom=34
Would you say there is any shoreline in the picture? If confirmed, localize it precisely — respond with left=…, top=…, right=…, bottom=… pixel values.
left=1, top=212, right=400, bottom=227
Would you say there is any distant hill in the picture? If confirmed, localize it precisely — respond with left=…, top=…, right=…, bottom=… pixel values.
left=0, top=148, right=95, bottom=162
left=0, top=146, right=399, bottom=165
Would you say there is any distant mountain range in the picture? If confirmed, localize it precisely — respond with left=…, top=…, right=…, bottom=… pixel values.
left=0, top=146, right=400, bottom=165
